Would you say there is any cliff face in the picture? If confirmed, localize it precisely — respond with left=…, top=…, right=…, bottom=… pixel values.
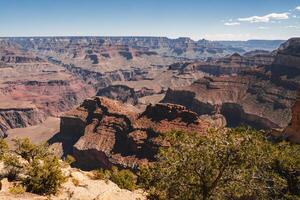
left=215, top=52, right=275, bottom=68
left=168, top=51, right=275, bottom=76
left=54, top=97, right=212, bottom=170
left=162, top=38, right=300, bottom=132
left=96, top=85, right=139, bottom=105
left=162, top=76, right=294, bottom=130
left=0, top=43, right=96, bottom=137
left=0, top=106, right=44, bottom=137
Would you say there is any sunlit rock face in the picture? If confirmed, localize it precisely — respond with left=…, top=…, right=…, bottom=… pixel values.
left=162, top=38, right=300, bottom=133
left=56, top=97, right=212, bottom=170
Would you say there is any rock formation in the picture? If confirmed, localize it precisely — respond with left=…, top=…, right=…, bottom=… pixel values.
left=96, top=85, right=139, bottom=105
left=0, top=36, right=287, bottom=140
left=0, top=105, right=44, bottom=137
left=0, top=42, right=95, bottom=137
left=51, top=97, right=211, bottom=170
left=162, top=38, right=300, bottom=133
left=168, top=51, right=275, bottom=76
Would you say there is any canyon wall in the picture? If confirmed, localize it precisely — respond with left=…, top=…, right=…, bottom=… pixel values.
left=162, top=38, right=300, bottom=134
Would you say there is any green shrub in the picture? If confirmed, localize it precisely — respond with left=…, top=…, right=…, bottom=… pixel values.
left=110, top=167, right=137, bottom=191
left=138, top=128, right=300, bottom=200
left=23, top=155, right=66, bottom=195
left=93, top=167, right=137, bottom=191
left=1, top=138, right=66, bottom=195
left=3, top=154, right=23, bottom=181
left=12, top=138, right=49, bottom=162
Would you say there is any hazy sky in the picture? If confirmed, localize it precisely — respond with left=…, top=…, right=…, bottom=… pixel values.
left=0, top=0, right=299, bottom=40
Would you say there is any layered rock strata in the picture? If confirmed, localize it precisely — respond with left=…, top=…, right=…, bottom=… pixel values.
left=162, top=38, right=300, bottom=133
left=53, top=97, right=211, bottom=170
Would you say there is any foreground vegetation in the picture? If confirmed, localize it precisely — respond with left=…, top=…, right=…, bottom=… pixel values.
left=93, top=166, right=138, bottom=191
left=1, top=127, right=300, bottom=199
left=0, top=138, right=66, bottom=195
left=138, top=128, right=300, bottom=200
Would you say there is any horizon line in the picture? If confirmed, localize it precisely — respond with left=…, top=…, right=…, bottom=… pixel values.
left=0, top=35, right=291, bottom=42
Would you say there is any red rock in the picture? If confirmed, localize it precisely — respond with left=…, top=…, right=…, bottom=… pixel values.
left=54, top=97, right=210, bottom=170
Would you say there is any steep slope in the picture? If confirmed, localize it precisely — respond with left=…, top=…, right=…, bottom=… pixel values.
left=168, top=51, right=275, bottom=76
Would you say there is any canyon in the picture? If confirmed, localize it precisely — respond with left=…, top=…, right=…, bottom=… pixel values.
left=0, top=36, right=299, bottom=148
left=1, top=36, right=300, bottom=200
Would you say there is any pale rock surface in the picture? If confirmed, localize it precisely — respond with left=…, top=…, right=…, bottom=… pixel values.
left=0, top=164, right=146, bottom=200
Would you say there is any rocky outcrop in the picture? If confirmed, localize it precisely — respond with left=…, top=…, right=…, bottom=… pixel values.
left=1, top=78, right=95, bottom=117
left=0, top=106, right=44, bottom=137
left=96, top=85, right=139, bottom=105
left=162, top=76, right=293, bottom=130
left=216, top=52, right=274, bottom=68
left=53, top=97, right=210, bottom=170
left=162, top=38, right=300, bottom=131
left=168, top=51, right=275, bottom=76
left=84, top=54, right=99, bottom=64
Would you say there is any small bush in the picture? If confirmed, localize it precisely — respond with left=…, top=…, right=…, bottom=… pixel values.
left=9, top=184, right=26, bottom=195
left=12, top=138, right=49, bottom=162
left=1, top=138, right=67, bottom=195
left=110, top=167, right=137, bottom=191
left=23, top=156, right=66, bottom=195
left=93, top=167, right=137, bottom=191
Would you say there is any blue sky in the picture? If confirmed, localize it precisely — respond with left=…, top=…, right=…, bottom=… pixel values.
left=0, top=0, right=299, bottom=40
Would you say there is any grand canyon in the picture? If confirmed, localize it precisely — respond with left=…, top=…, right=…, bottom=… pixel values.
left=0, top=36, right=299, bottom=198
left=1, top=0, right=300, bottom=199
left=0, top=37, right=297, bottom=140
